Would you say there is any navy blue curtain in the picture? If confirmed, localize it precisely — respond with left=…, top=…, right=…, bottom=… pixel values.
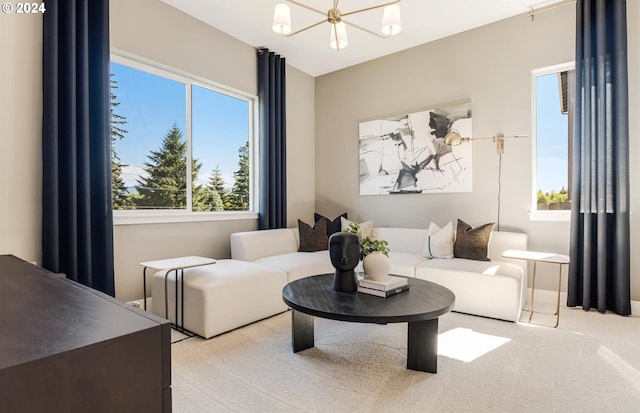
left=42, top=0, right=115, bottom=296
left=568, top=0, right=630, bottom=315
left=257, top=48, right=287, bottom=229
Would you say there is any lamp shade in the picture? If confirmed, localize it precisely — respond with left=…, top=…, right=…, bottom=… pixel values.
left=444, top=131, right=465, bottom=145
left=273, top=3, right=292, bottom=35
left=381, top=4, right=401, bottom=36
left=330, top=22, right=348, bottom=50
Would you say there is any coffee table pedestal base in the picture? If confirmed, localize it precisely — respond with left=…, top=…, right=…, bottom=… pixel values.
left=407, top=318, right=438, bottom=373
left=292, top=310, right=314, bottom=353
left=290, top=310, right=439, bottom=373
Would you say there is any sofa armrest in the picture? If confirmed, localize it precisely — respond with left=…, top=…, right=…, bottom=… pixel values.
left=489, top=231, right=528, bottom=273
left=230, top=228, right=299, bottom=262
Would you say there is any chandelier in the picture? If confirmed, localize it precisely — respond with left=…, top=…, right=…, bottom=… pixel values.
left=272, top=0, right=402, bottom=51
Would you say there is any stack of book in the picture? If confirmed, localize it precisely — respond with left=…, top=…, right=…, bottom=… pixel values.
left=357, top=275, right=409, bottom=298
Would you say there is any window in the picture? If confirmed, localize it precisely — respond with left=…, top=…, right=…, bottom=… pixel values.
left=109, top=54, right=256, bottom=223
left=531, top=63, right=575, bottom=219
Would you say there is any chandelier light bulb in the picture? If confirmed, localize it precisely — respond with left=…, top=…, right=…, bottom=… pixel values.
left=272, top=3, right=292, bottom=35
left=330, top=22, right=348, bottom=50
left=381, top=4, right=401, bottom=36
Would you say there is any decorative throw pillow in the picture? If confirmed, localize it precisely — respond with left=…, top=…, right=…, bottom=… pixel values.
left=453, top=219, right=495, bottom=261
left=422, top=221, right=454, bottom=259
left=340, top=217, right=374, bottom=237
left=314, top=212, right=347, bottom=238
left=298, top=219, right=328, bottom=252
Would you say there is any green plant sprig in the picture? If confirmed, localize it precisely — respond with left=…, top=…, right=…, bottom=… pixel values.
left=342, top=221, right=390, bottom=261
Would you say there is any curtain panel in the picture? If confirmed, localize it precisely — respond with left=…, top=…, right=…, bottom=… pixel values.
left=42, top=0, right=115, bottom=296
left=257, top=48, right=287, bottom=230
left=568, top=0, right=630, bottom=315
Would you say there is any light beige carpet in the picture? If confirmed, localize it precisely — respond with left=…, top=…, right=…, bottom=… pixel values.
left=171, top=303, right=640, bottom=413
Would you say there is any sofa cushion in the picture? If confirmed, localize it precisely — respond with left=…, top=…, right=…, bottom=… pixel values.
left=314, top=212, right=347, bottom=237
left=423, top=221, right=454, bottom=259
left=418, top=257, right=523, bottom=279
left=454, top=219, right=495, bottom=261
left=388, top=252, right=428, bottom=277
left=298, top=219, right=328, bottom=252
left=254, top=251, right=335, bottom=283
left=415, top=260, right=524, bottom=322
left=230, top=228, right=298, bottom=262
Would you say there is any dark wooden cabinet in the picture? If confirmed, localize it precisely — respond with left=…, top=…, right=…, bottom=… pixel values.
left=0, top=255, right=171, bottom=413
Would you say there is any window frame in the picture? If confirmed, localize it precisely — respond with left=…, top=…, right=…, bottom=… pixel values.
left=110, top=50, right=259, bottom=225
left=529, top=61, right=575, bottom=222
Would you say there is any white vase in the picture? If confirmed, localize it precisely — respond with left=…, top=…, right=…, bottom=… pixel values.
left=363, top=251, right=391, bottom=281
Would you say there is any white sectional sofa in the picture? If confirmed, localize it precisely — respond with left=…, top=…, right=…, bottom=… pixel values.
left=231, top=226, right=528, bottom=322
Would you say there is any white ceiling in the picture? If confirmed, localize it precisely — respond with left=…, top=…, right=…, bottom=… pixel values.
left=160, top=0, right=568, bottom=77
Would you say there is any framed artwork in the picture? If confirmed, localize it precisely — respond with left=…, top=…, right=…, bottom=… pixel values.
left=358, top=102, right=472, bottom=195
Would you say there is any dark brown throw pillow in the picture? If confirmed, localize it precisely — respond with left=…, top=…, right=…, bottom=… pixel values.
left=314, top=212, right=347, bottom=237
left=453, top=219, right=495, bottom=261
left=298, top=219, right=328, bottom=252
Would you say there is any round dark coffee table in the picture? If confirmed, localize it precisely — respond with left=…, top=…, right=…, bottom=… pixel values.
left=282, top=274, right=455, bottom=373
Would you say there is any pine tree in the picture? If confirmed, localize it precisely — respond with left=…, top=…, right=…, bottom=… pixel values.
left=136, top=124, right=202, bottom=209
left=192, top=166, right=227, bottom=212
left=192, top=182, right=213, bottom=212
left=210, top=190, right=224, bottom=211
left=226, top=141, right=250, bottom=211
left=110, top=74, right=134, bottom=209
left=207, top=165, right=228, bottom=211
left=195, top=186, right=224, bottom=212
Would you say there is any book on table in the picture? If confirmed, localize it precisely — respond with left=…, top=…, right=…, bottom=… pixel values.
left=358, top=275, right=408, bottom=291
left=358, top=283, right=410, bottom=298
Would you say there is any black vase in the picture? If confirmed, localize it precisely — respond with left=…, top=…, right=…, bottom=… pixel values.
left=328, top=232, right=360, bottom=292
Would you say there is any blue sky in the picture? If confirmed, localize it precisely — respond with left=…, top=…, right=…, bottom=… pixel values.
left=536, top=72, right=569, bottom=194
left=110, top=62, right=249, bottom=190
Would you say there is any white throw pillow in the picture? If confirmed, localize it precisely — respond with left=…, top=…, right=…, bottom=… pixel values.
left=341, top=217, right=374, bottom=238
left=422, top=221, right=454, bottom=259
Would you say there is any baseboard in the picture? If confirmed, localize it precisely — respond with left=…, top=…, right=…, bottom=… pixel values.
left=528, top=288, right=640, bottom=315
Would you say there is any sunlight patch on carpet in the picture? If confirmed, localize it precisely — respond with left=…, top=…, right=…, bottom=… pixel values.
left=438, top=327, right=510, bottom=362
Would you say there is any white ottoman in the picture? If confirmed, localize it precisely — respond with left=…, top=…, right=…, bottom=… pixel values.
left=151, top=259, right=288, bottom=338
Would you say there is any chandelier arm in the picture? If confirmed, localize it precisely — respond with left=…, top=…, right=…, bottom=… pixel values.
left=341, top=0, right=400, bottom=18
left=342, top=20, right=389, bottom=38
left=282, top=19, right=327, bottom=37
left=286, top=0, right=326, bottom=17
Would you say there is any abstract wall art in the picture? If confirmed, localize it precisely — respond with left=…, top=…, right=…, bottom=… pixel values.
left=358, top=102, right=472, bottom=195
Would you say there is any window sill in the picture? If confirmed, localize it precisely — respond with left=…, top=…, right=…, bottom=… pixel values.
left=528, top=210, right=571, bottom=222
left=113, top=211, right=258, bottom=226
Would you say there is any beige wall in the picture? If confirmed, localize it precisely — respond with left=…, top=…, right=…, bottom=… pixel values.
left=315, top=5, right=640, bottom=300
left=110, top=0, right=316, bottom=301
left=0, top=12, right=42, bottom=265
left=286, top=65, right=317, bottom=227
